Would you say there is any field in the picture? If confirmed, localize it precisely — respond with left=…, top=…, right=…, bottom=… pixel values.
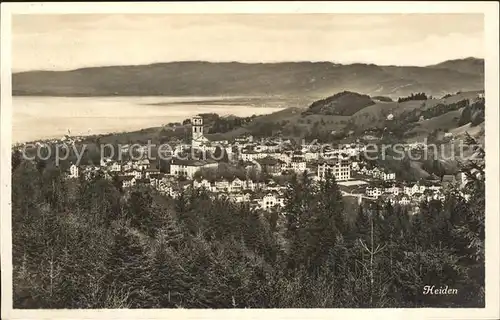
left=406, top=109, right=465, bottom=141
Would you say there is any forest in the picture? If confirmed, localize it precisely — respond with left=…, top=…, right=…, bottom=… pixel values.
left=397, top=93, right=429, bottom=103
left=11, top=138, right=485, bottom=308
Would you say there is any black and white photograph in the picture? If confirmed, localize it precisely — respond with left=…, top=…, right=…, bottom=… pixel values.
left=1, top=2, right=499, bottom=319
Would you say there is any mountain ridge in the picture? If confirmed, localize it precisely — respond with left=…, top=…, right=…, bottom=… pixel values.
left=12, top=58, right=484, bottom=98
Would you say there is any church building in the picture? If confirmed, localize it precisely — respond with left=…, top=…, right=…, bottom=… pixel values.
left=191, top=115, right=209, bottom=148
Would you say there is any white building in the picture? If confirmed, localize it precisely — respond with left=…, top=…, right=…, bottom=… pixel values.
left=68, top=164, right=79, bottom=179
left=235, top=135, right=254, bottom=144
left=351, top=161, right=360, bottom=171
left=170, top=158, right=218, bottom=179
left=359, top=166, right=370, bottom=175
left=317, top=158, right=351, bottom=181
left=260, top=192, right=285, bottom=211
left=157, top=178, right=175, bottom=194
left=426, top=192, right=445, bottom=202
left=193, top=178, right=213, bottom=191
left=240, top=150, right=270, bottom=162
left=370, top=167, right=395, bottom=181
left=385, top=194, right=397, bottom=205
left=405, top=183, right=426, bottom=196
left=428, top=185, right=442, bottom=192
left=366, top=186, right=383, bottom=198
left=100, top=158, right=111, bottom=167
left=230, top=178, right=245, bottom=193
left=214, top=180, right=230, bottom=192
left=282, top=155, right=307, bottom=173
left=290, top=160, right=307, bottom=173
left=108, top=162, right=122, bottom=172
left=303, top=151, right=319, bottom=162
left=145, top=168, right=161, bottom=179
left=124, top=169, right=143, bottom=179
left=404, top=186, right=412, bottom=196
left=225, top=146, right=234, bottom=161
left=399, top=195, right=411, bottom=206
left=255, top=142, right=281, bottom=153
left=278, top=151, right=292, bottom=164
left=136, top=159, right=151, bottom=171
left=339, top=144, right=361, bottom=157
left=231, top=192, right=252, bottom=203
left=380, top=171, right=396, bottom=181
left=122, top=161, right=133, bottom=172
left=245, top=179, right=256, bottom=191
left=385, top=185, right=402, bottom=195
left=371, top=167, right=382, bottom=178
left=81, top=166, right=100, bottom=180
left=120, top=176, right=136, bottom=188
left=149, top=174, right=164, bottom=189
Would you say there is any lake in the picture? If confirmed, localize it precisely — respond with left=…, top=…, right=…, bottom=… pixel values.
left=12, top=96, right=286, bottom=143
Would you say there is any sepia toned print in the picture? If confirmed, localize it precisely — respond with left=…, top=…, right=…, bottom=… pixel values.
left=1, top=3, right=499, bottom=319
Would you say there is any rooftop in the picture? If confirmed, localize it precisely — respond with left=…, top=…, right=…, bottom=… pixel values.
left=257, top=156, right=282, bottom=166
left=118, top=175, right=135, bottom=181
left=171, top=157, right=217, bottom=166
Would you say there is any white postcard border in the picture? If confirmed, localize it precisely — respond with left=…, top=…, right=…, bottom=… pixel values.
left=1, top=2, right=499, bottom=320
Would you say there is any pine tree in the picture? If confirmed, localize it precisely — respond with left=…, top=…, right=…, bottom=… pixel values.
left=128, top=190, right=155, bottom=236
left=105, top=227, right=154, bottom=308
left=317, top=170, right=345, bottom=234
left=301, top=170, right=344, bottom=272
left=454, top=133, right=485, bottom=264
left=175, top=189, right=189, bottom=214
left=356, top=206, right=390, bottom=307
left=283, top=172, right=316, bottom=269
left=284, top=174, right=302, bottom=238
left=353, top=204, right=370, bottom=241
left=149, top=215, right=189, bottom=307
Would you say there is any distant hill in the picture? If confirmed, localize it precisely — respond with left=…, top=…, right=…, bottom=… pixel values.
left=12, top=59, right=484, bottom=98
left=207, top=90, right=485, bottom=142
left=371, top=96, right=393, bottom=102
left=304, top=91, right=375, bottom=116
left=429, top=57, right=484, bottom=76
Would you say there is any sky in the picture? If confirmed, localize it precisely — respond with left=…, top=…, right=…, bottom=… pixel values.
left=12, top=14, right=484, bottom=72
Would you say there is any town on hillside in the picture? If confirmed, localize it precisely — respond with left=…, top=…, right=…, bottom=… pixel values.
left=56, top=109, right=479, bottom=214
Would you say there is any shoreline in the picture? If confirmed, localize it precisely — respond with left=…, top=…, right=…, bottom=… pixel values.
left=12, top=95, right=290, bottom=145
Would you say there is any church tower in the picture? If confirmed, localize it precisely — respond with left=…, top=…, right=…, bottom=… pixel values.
left=192, top=116, right=204, bottom=144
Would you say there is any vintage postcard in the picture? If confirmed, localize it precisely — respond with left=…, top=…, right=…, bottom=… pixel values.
left=1, top=2, right=499, bottom=320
